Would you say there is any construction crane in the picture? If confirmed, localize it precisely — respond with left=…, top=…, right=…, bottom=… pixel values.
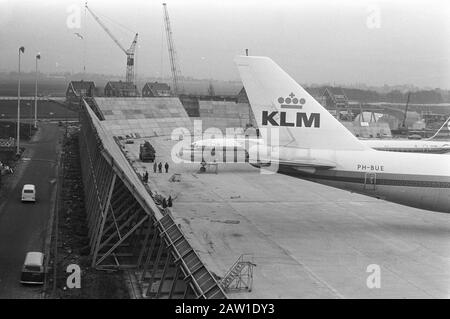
left=401, top=91, right=412, bottom=129
left=162, top=3, right=183, bottom=95
left=85, top=3, right=138, bottom=84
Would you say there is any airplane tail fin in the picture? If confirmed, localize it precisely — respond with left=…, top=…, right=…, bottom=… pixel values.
left=235, top=56, right=369, bottom=151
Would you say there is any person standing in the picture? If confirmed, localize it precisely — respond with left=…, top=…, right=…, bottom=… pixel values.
left=158, top=162, right=162, bottom=173
left=153, top=161, right=157, bottom=173
left=164, top=162, right=169, bottom=173
left=167, top=195, right=173, bottom=207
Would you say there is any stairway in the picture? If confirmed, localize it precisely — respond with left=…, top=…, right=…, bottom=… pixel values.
left=220, top=254, right=256, bottom=292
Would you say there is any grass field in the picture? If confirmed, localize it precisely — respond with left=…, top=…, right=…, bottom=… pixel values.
left=0, top=79, right=68, bottom=97
left=0, top=100, right=77, bottom=119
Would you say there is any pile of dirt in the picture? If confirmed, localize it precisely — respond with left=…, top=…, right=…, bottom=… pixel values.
left=47, top=129, right=129, bottom=299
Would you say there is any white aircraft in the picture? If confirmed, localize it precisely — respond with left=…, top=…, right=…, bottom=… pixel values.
left=235, top=55, right=450, bottom=213
left=182, top=109, right=450, bottom=158
left=183, top=131, right=450, bottom=160
left=363, top=138, right=450, bottom=153
left=361, top=116, right=450, bottom=153
left=179, top=137, right=261, bottom=164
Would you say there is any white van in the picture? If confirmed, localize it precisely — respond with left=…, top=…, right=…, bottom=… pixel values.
left=21, top=184, right=36, bottom=202
left=20, top=252, right=44, bottom=285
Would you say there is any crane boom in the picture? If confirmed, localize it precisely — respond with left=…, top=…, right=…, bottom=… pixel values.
left=85, top=3, right=127, bottom=54
left=163, top=3, right=183, bottom=95
left=402, top=92, right=411, bottom=128
left=128, top=33, right=138, bottom=54
left=85, top=2, right=138, bottom=84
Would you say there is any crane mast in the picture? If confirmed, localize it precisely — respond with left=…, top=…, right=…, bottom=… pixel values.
left=162, top=3, right=183, bottom=95
left=85, top=3, right=138, bottom=84
left=402, top=92, right=411, bottom=129
left=126, top=33, right=138, bottom=83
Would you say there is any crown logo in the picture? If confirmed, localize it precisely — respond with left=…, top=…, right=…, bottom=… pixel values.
left=277, top=93, right=305, bottom=109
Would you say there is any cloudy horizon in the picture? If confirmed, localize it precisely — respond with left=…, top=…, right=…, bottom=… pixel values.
left=1, top=0, right=450, bottom=89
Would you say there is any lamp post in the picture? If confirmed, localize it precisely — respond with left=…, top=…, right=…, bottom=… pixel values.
left=200, top=56, right=213, bottom=96
left=34, top=53, right=40, bottom=129
left=17, top=46, right=25, bottom=155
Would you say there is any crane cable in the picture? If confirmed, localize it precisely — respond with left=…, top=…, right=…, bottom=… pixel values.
left=90, top=7, right=135, bottom=35
left=160, top=15, right=165, bottom=81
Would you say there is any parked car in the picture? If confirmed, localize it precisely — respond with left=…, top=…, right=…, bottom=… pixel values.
left=20, top=252, right=44, bottom=285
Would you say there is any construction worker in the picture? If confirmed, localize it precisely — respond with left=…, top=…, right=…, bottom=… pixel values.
left=164, top=162, right=169, bottom=173
left=144, top=170, right=149, bottom=183
left=158, top=162, right=162, bottom=173
left=153, top=161, right=157, bottom=173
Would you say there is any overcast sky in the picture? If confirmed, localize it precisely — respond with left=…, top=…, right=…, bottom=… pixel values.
left=1, top=0, right=450, bottom=89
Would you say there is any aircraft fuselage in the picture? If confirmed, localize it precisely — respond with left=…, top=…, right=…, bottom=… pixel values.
left=274, top=148, right=450, bottom=213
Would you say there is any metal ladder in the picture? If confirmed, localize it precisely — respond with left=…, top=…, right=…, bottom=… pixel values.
left=220, top=254, right=256, bottom=292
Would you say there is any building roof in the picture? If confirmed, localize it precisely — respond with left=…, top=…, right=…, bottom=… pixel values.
left=326, top=87, right=346, bottom=96
left=237, top=87, right=249, bottom=103
left=70, top=80, right=95, bottom=91
left=323, top=87, right=348, bottom=103
left=144, top=82, right=170, bottom=91
left=237, top=87, right=246, bottom=96
left=106, top=81, right=137, bottom=91
left=67, top=81, right=95, bottom=97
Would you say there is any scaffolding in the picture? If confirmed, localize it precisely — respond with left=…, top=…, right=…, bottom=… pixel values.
left=79, top=100, right=226, bottom=299
left=220, top=254, right=256, bottom=293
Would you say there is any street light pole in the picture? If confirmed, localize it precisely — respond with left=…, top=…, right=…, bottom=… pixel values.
left=34, top=53, right=40, bottom=129
left=17, top=46, right=25, bottom=155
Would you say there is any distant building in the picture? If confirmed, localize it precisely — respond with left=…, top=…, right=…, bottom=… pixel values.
left=237, top=87, right=249, bottom=104
left=322, top=87, right=349, bottom=109
left=422, top=113, right=448, bottom=125
left=207, top=82, right=215, bottom=97
left=104, top=81, right=138, bottom=97
left=379, top=111, right=424, bottom=130
left=142, top=82, right=171, bottom=97
left=66, top=80, right=95, bottom=103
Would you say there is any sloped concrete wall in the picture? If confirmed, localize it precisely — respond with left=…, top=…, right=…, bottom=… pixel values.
left=198, top=101, right=255, bottom=132
left=94, top=97, right=193, bottom=137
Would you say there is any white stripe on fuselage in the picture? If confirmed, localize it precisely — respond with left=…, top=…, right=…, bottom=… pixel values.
left=191, top=137, right=450, bottom=155
left=363, top=139, right=450, bottom=153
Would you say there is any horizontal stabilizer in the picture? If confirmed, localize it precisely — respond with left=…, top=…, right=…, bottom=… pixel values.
left=256, top=158, right=336, bottom=172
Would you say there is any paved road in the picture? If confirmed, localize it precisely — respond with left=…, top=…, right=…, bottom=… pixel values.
left=0, top=123, right=62, bottom=298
